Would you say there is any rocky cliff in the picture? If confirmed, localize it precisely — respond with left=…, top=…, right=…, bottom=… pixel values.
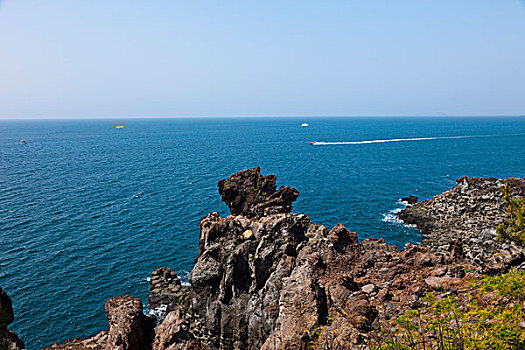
left=0, top=287, right=25, bottom=350
left=145, top=168, right=479, bottom=350
left=7, top=168, right=519, bottom=349
left=398, top=176, right=525, bottom=273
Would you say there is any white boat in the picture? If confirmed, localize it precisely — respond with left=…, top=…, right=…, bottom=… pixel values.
left=116, top=125, right=124, bottom=129
left=301, top=122, right=309, bottom=127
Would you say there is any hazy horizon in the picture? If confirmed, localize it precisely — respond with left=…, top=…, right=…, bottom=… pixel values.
left=1, top=1, right=524, bottom=119
left=2, top=115, right=525, bottom=121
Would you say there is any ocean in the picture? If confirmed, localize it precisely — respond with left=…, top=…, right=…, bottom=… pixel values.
left=1, top=117, right=525, bottom=349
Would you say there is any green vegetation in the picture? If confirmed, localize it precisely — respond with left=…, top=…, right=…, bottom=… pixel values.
left=496, top=183, right=525, bottom=245
left=310, top=317, right=336, bottom=349
left=369, top=270, right=525, bottom=349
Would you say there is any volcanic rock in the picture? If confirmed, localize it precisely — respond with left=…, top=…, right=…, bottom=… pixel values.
left=398, top=177, right=525, bottom=273
left=41, top=169, right=494, bottom=350
left=401, top=196, right=418, bottom=205
left=152, top=310, right=203, bottom=350
left=149, top=267, right=190, bottom=318
left=0, top=287, right=25, bottom=350
left=148, top=170, right=480, bottom=350
left=43, top=296, right=156, bottom=350
left=105, top=295, right=156, bottom=350
left=0, top=287, right=14, bottom=330
left=217, top=167, right=299, bottom=218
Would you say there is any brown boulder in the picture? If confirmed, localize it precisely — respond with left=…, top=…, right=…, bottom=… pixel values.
left=105, top=295, right=156, bottom=350
left=153, top=310, right=203, bottom=350
left=217, top=167, right=299, bottom=217
left=401, top=196, right=418, bottom=205
left=0, top=287, right=14, bottom=330
left=327, top=223, right=358, bottom=251
left=0, top=287, right=25, bottom=350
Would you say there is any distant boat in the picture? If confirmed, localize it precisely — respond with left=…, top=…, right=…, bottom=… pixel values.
left=116, top=125, right=124, bottom=129
left=301, top=122, right=309, bottom=127
left=20, top=140, right=27, bottom=144
left=309, top=141, right=316, bottom=145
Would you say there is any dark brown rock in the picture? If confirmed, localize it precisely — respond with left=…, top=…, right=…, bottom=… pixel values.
left=217, top=167, right=299, bottom=218
left=104, top=296, right=156, bottom=350
left=146, top=170, right=480, bottom=349
left=0, top=287, right=25, bottom=350
left=401, top=195, right=418, bottom=205
left=0, top=287, right=14, bottom=330
left=149, top=267, right=190, bottom=319
left=153, top=310, right=203, bottom=350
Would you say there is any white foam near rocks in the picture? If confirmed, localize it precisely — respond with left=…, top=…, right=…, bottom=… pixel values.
left=382, top=203, right=417, bottom=228
left=146, top=304, right=168, bottom=321
left=382, top=208, right=403, bottom=225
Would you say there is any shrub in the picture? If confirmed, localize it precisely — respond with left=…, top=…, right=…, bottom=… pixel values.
left=496, top=183, right=525, bottom=245
left=368, top=270, right=525, bottom=349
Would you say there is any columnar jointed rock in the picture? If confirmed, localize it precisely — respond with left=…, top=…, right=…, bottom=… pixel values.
left=398, top=176, right=525, bottom=273
left=217, top=167, right=299, bottom=218
left=0, top=287, right=25, bottom=350
left=149, top=268, right=191, bottom=318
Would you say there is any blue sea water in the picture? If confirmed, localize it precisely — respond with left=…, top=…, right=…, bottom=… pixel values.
left=1, top=117, right=525, bottom=349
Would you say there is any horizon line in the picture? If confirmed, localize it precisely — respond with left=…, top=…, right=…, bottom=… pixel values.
left=1, top=114, right=524, bottom=120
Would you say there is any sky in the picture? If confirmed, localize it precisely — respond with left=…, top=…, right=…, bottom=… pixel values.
left=0, top=0, right=524, bottom=118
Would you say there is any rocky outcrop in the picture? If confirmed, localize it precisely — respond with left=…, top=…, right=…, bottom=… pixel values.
left=149, top=169, right=480, bottom=349
left=44, top=296, right=155, bottom=350
left=398, top=176, right=525, bottom=273
left=149, top=268, right=191, bottom=319
left=104, top=296, right=156, bottom=350
left=401, top=195, right=418, bottom=205
left=217, top=167, right=299, bottom=218
left=0, top=288, right=14, bottom=330
left=0, top=287, right=25, bottom=350
left=152, top=310, right=202, bottom=350
left=41, top=169, right=512, bottom=349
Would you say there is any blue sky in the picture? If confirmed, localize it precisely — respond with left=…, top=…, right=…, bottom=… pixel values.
left=0, top=0, right=524, bottom=118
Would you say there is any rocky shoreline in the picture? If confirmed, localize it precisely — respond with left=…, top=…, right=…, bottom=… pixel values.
left=1, top=168, right=523, bottom=349
left=398, top=176, right=525, bottom=274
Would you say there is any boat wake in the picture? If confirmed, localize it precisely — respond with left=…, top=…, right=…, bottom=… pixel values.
left=310, top=133, right=523, bottom=145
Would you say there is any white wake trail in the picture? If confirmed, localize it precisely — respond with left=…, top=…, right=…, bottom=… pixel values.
left=310, top=134, right=511, bottom=145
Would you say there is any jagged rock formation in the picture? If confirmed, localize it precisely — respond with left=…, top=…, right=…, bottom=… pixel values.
left=398, top=176, right=525, bottom=273
left=0, top=287, right=25, bottom=350
left=41, top=169, right=511, bottom=349
left=150, top=168, right=479, bottom=349
left=217, top=167, right=299, bottom=218
left=43, top=296, right=155, bottom=350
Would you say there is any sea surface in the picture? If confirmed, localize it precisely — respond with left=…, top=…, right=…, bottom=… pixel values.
left=1, top=117, right=525, bottom=349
